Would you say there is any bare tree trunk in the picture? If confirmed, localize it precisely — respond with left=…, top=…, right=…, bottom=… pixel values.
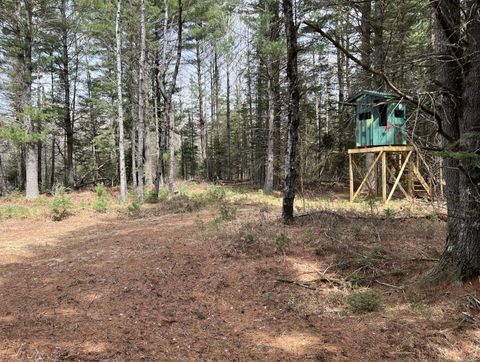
left=50, top=136, right=55, bottom=187
left=282, top=0, right=300, bottom=223
left=157, top=0, right=183, bottom=194
left=195, top=40, right=207, bottom=177
left=168, top=104, right=175, bottom=191
left=426, top=0, right=480, bottom=282
left=0, top=155, right=9, bottom=196
left=136, top=0, right=146, bottom=202
left=17, top=1, right=38, bottom=199
left=264, top=73, right=275, bottom=194
left=264, top=1, right=280, bottom=193
left=145, top=125, right=154, bottom=186
left=116, top=0, right=127, bottom=204
left=226, top=63, right=232, bottom=180
left=60, top=0, right=74, bottom=188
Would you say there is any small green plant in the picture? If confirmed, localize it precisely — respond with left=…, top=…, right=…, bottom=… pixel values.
left=384, top=208, right=394, bottom=218
left=128, top=199, right=141, bottom=213
left=49, top=186, right=72, bottom=221
left=348, top=290, right=381, bottom=313
left=286, top=298, right=296, bottom=311
left=145, top=191, right=158, bottom=203
left=238, top=231, right=258, bottom=245
left=275, top=233, right=290, bottom=253
left=178, top=184, right=189, bottom=199
left=158, top=188, right=169, bottom=201
left=219, top=203, right=237, bottom=221
left=92, top=184, right=109, bottom=213
left=428, top=211, right=439, bottom=221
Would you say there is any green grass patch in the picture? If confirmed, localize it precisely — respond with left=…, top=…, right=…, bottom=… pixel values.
left=0, top=205, right=30, bottom=220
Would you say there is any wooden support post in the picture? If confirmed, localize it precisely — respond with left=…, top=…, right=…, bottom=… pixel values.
left=349, top=153, right=353, bottom=202
left=382, top=151, right=387, bottom=202
left=352, top=151, right=383, bottom=202
left=386, top=150, right=412, bottom=203
left=407, top=156, right=414, bottom=196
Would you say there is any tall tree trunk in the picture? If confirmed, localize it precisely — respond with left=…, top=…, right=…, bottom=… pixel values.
left=264, top=0, right=280, bottom=193
left=226, top=63, right=232, bottom=180
left=136, top=0, right=146, bottom=202
left=60, top=0, right=74, bottom=188
left=0, top=154, right=8, bottom=196
left=282, top=0, right=300, bottom=222
left=246, top=46, right=254, bottom=180
left=19, top=0, right=38, bottom=199
left=50, top=136, right=55, bottom=187
left=195, top=40, right=207, bottom=177
left=264, top=74, right=275, bottom=194
left=427, top=0, right=480, bottom=282
left=157, top=0, right=183, bottom=194
left=116, top=0, right=127, bottom=204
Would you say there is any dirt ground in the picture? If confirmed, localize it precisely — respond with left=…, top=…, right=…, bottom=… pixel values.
left=0, top=187, right=479, bottom=361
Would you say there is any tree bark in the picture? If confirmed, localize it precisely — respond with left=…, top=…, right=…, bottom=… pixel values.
left=18, top=0, right=38, bottom=199
left=116, top=0, right=127, bottom=204
left=195, top=40, right=207, bottom=177
left=426, top=0, right=480, bottom=282
left=226, top=63, right=232, bottom=180
left=0, top=155, right=9, bottom=196
left=264, top=0, right=280, bottom=194
left=157, top=0, right=183, bottom=194
left=282, top=0, right=301, bottom=223
left=60, top=0, right=74, bottom=188
left=136, top=0, right=146, bottom=202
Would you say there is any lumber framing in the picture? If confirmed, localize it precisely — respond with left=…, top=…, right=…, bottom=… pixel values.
left=348, top=145, right=432, bottom=204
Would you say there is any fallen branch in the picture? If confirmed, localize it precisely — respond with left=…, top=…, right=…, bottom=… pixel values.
left=276, top=278, right=317, bottom=290
left=375, top=279, right=404, bottom=290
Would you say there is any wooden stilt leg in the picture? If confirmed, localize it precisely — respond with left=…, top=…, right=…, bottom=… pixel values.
left=349, top=154, right=353, bottom=202
left=382, top=151, right=387, bottom=202
left=407, top=156, right=414, bottom=196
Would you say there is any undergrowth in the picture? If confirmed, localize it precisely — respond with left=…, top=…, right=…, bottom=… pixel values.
left=348, top=290, right=381, bottom=313
left=0, top=205, right=30, bottom=220
left=49, top=186, right=72, bottom=221
left=93, top=184, right=110, bottom=213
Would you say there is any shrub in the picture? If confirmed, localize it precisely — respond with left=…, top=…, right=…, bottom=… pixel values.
left=49, top=186, right=72, bottom=221
left=158, top=188, right=169, bottom=201
left=219, top=203, right=237, bottom=221
left=145, top=188, right=169, bottom=203
left=92, top=184, right=109, bottom=213
left=204, top=186, right=225, bottom=201
left=128, top=198, right=141, bottom=213
left=348, top=290, right=381, bottom=313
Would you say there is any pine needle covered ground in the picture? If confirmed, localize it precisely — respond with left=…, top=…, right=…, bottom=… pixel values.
left=0, top=183, right=478, bottom=361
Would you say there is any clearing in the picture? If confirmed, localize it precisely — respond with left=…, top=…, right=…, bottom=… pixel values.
left=0, top=183, right=479, bottom=361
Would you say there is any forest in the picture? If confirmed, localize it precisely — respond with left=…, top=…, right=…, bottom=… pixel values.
left=0, top=0, right=479, bottom=360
